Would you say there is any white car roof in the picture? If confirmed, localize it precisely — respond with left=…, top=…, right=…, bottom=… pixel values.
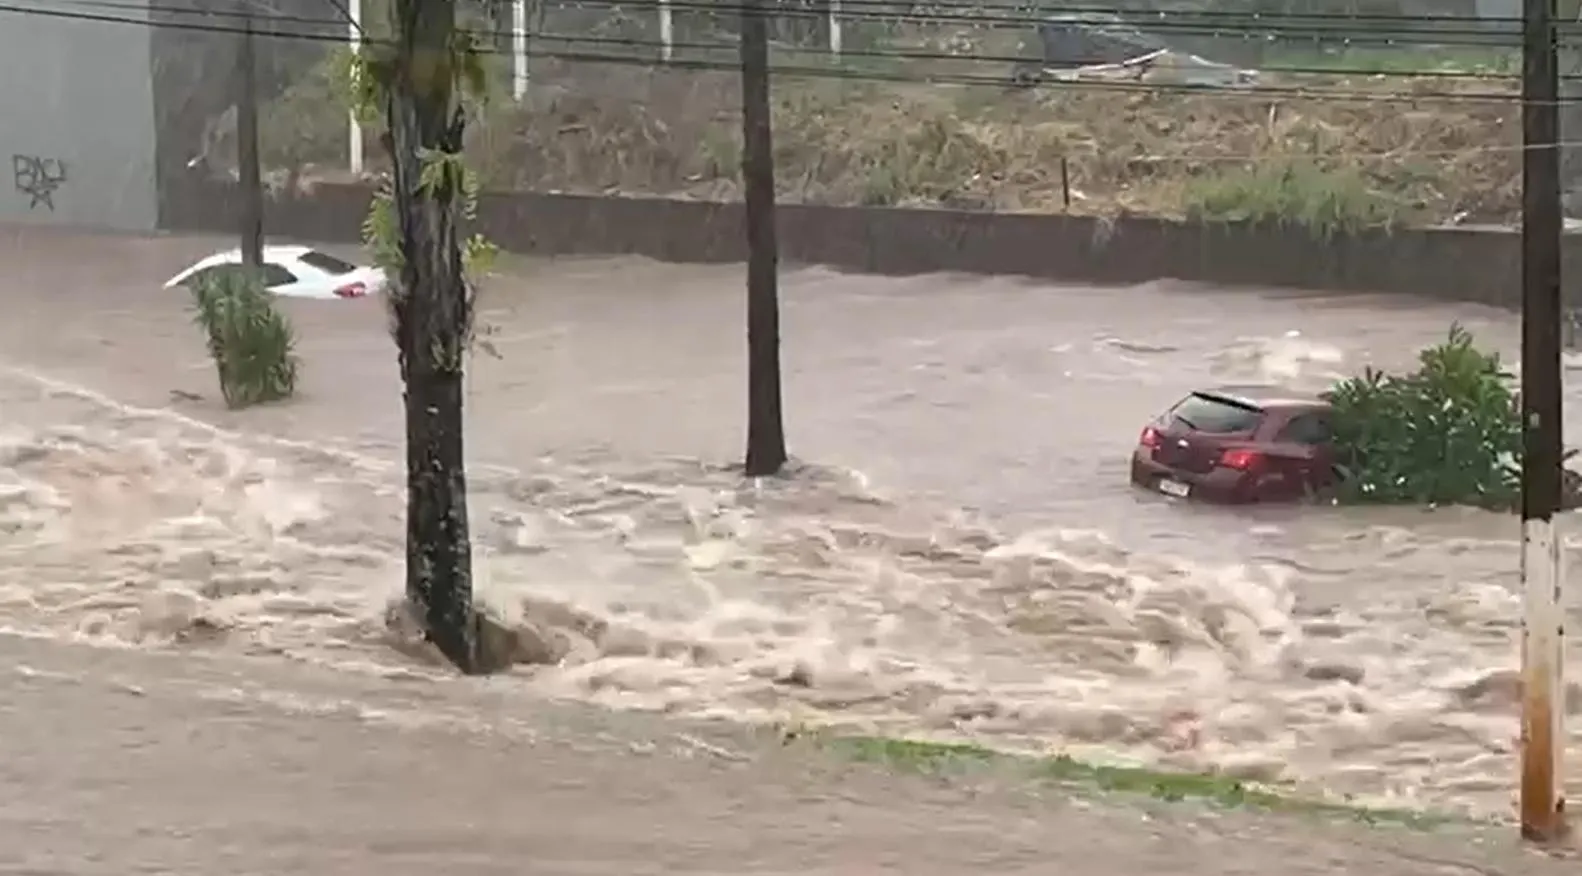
left=165, top=245, right=361, bottom=289
left=184, top=245, right=316, bottom=271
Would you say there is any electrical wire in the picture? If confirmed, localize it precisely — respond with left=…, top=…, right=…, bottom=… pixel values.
left=537, top=36, right=1521, bottom=83
left=49, top=0, right=1545, bottom=28
left=48, top=0, right=1541, bottom=46
left=16, top=0, right=1557, bottom=168
left=7, top=0, right=1525, bottom=103
left=55, top=0, right=1539, bottom=83
left=112, top=0, right=1532, bottom=85
left=202, top=0, right=1582, bottom=89
left=9, top=0, right=1554, bottom=201
left=1019, top=137, right=1577, bottom=167
left=2, top=0, right=1568, bottom=104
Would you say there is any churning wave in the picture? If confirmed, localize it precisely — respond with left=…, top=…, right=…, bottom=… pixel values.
left=0, top=358, right=1551, bottom=818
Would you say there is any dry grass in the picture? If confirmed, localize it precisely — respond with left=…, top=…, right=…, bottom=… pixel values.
left=267, top=57, right=1523, bottom=229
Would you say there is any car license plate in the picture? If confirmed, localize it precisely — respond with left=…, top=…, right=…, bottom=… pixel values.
left=1157, top=479, right=1191, bottom=498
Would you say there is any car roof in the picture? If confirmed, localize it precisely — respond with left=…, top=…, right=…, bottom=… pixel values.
left=1192, top=386, right=1330, bottom=411
left=165, top=245, right=349, bottom=288
left=187, top=245, right=316, bottom=268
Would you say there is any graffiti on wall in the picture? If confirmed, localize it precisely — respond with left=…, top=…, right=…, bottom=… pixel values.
left=13, top=154, right=67, bottom=211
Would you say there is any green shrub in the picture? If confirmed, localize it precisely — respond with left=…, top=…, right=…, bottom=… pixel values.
left=260, top=47, right=359, bottom=175
left=1324, top=324, right=1522, bottom=507
left=1182, top=161, right=1405, bottom=238
left=189, top=269, right=299, bottom=409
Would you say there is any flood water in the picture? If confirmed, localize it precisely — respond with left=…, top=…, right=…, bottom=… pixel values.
left=0, top=226, right=1574, bottom=817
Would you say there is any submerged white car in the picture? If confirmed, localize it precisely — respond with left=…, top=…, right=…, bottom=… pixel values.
left=164, top=245, right=387, bottom=300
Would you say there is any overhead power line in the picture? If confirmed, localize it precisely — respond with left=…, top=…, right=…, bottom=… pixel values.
left=86, top=0, right=1535, bottom=83
left=43, top=0, right=1547, bottom=43
left=49, top=0, right=1542, bottom=27
left=43, top=0, right=1540, bottom=69
left=1, top=0, right=1567, bottom=104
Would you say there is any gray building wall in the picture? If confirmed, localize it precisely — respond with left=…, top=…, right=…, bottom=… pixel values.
left=0, top=0, right=158, bottom=231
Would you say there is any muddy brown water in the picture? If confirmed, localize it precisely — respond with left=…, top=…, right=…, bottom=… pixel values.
left=12, top=633, right=1576, bottom=875
left=0, top=225, right=1576, bottom=818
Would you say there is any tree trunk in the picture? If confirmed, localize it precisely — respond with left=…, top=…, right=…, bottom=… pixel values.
left=740, top=0, right=788, bottom=478
left=386, top=0, right=480, bottom=673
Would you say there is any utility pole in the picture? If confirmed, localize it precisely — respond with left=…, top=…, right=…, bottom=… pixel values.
left=387, top=0, right=481, bottom=673
left=512, top=0, right=529, bottom=98
left=739, top=0, right=788, bottom=477
left=236, top=2, right=264, bottom=267
left=660, top=0, right=674, bottom=62
left=348, top=0, right=364, bottom=175
left=828, top=0, right=842, bottom=57
left=1519, top=0, right=1567, bottom=845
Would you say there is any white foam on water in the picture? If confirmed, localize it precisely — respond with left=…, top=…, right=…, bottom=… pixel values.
left=0, top=360, right=1550, bottom=818
left=1208, top=331, right=1348, bottom=387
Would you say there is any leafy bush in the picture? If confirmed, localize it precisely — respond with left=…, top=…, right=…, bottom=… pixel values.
left=1182, top=161, right=1406, bottom=238
left=260, top=47, right=358, bottom=176
left=190, top=270, right=299, bottom=409
left=1324, top=324, right=1523, bottom=507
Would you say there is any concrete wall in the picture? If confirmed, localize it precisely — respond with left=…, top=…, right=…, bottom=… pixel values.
left=162, top=181, right=1577, bottom=311
left=0, top=0, right=158, bottom=232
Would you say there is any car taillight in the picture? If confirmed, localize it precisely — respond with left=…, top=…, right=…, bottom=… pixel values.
left=1218, top=448, right=1262, bottom=470
left=1139, top=426, right=1161, bottom=449
left=334, top=281, right=367, bottom=298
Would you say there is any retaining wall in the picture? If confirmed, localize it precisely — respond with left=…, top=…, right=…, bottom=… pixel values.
left=161, top=181, right=1580, bottom=309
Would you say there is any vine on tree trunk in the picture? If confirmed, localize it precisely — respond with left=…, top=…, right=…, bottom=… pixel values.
left=343, top=32, right=499, bottom=355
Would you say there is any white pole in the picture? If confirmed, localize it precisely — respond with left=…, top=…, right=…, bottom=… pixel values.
left=348, top=0, right=364, bottom=175
left=828, top=0, right=842, bottom=57
left=659, top=0, right=673, bottom=62
left=1520, top=514, right=1567, bottom=841
left=512, top=0, right=528, bottom=99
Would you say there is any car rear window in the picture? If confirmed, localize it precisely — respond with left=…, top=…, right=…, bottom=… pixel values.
left=299, top=250, right=357, bottom=275
left=1167, top=393, right=1263, bottom=434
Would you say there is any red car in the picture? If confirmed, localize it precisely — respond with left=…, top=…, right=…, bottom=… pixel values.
left=1130, top=388, right=1337, bottom=503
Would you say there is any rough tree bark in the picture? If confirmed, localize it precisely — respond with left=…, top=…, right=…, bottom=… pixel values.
left=385, top=0, right=480, bottom=673
left=740, top=0, right=789, bottom=477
